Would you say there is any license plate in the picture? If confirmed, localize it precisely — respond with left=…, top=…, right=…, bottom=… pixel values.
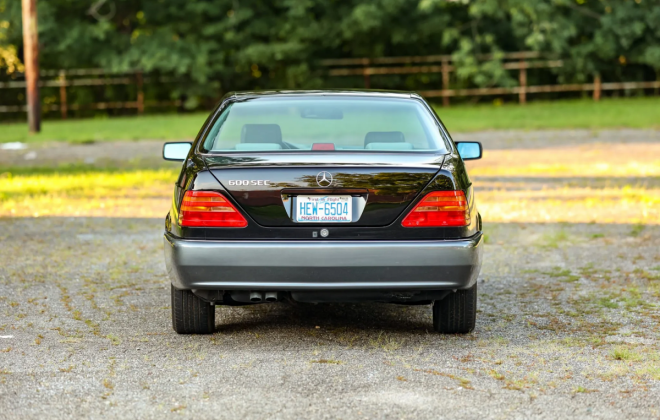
left=296, top=195, right=352, bottom=223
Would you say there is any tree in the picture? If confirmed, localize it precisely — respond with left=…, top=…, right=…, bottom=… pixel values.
left=1, top=0, right=658, bottom=110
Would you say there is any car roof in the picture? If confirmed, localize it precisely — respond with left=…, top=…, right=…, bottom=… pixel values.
left=228, top=90, right=418, bottom=100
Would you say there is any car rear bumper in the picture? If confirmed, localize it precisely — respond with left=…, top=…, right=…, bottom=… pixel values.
left=164, top=232, right=483, bottom=291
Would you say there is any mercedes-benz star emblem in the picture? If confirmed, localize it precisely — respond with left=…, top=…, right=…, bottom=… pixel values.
left=316, top=171, right=333, bottom=187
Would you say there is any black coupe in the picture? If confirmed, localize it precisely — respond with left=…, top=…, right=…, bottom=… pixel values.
left=162, top=90, right=483, bottom=334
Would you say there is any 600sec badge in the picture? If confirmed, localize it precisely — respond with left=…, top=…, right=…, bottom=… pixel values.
left=227, top=180, right=271, bottom=186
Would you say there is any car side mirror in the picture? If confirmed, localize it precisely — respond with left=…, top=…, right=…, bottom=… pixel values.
left=455, top=142, right=482, bottom=160
left=163, top=142, right=192, bottom=161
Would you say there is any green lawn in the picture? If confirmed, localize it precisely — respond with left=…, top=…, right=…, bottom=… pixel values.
left=1, top=97, right=658, bottom=143
left=436, top=97, right=660, bottom=132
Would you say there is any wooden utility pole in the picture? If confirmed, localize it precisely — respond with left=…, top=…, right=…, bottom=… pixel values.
left=22, top=0, right=40, bottom=133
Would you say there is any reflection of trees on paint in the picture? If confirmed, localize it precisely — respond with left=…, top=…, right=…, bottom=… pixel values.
left=295, top=172, right=433, bottom=200
left=207, top=166, right=451, bottom=225
left=205, top=156, right=264, bottom=166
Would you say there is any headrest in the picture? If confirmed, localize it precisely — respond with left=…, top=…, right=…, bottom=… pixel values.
left=364, top=131, right=405, bottom=146
left=365, top=142, right=414, bottom=150
left=241, top=124, right=283, bottom=144
left=235, top=143, right=283, bottom=151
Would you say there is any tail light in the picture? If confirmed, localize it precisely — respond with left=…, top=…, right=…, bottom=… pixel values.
left=180, top=191, right=247, bottom=227
left=401, top=191, right=469, bottom=227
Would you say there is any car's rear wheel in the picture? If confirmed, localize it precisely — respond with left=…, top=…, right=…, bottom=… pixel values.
left=433, top=283, right=477, bottom=334
left=171, top=285, right=215, bottom=334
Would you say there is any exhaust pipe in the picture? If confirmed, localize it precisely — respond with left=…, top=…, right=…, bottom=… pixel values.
left=264, top=292, right=279, bottom=302
left=249, top=292, right=263, bottom=302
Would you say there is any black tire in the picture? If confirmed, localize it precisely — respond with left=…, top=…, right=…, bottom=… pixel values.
left=433, top=283, right=477, bottom=334
left=171, top=285, right=215, bottom=334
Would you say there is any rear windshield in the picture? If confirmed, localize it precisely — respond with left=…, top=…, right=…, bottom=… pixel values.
left=201, top=96, right=448, bottom=153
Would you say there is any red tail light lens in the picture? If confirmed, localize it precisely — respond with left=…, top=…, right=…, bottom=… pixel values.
left=401, top=191, right=469, bottom=227
left=180, top=191, right=247, bottom=227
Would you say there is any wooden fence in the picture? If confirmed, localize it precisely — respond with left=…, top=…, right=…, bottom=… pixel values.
left=0, top=68, right=179, bottom=117
left=320, top=51, right=660, bottom=105
left=1, top=51, right=658, bottom=116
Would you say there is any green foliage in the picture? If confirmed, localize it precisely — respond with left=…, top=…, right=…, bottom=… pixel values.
left=0, top=0, right=659, bottom=101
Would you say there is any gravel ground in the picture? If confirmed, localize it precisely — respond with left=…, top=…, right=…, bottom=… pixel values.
left=0, top=140, right=168, bottom=169
left=1, top=129, right=660, bottom=419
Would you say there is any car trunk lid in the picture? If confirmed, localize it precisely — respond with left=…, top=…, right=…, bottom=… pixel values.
left=204, top=153, right=446, bottom=227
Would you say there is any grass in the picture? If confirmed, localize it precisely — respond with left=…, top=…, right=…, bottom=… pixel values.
left=1, top=97, right=658, bottom=144
left=598, top=297, right=619, bottom=309
left=477, top=185, right=660, bottom=224
left=0, top=166, right=176, bottom=217
left=370, top=332, right=406, bottom=352
left=470, top=162, right=660, bottom=177
left=537, top=231, right=570, bottom=249
left=0, top=113, right=208, bottom=144
left=543, top=267, right=580, bottom=283
left=630, top=223, right=646, bottom=237
left=105, top=334, right=122, bottom=346
left=487, top=369, right=505, bottom=380
left=436, top=97, right=660, bottom=132
left=611, top=346, right=642, bottom=362
left=413, top=368, right=474, bottom=389
left=310, top=359, right=343, bottom=365
left=637, top=366, right=660, bottom=380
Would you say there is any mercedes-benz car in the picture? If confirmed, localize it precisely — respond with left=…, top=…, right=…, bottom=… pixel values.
left=162, top=90, right=483, bottom=334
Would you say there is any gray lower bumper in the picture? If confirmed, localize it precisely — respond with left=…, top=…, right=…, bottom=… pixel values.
left=164, top=232, right=483, bottom=291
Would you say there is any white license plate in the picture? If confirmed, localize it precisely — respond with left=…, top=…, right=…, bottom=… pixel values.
left=296, top=195, right=352, bottom=223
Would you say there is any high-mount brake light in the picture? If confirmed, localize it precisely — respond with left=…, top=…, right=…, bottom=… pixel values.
left=401, top=190, right=469, bottom=227
left=180, top=191, right=248, bottom=227
left=311, top=143, right=335, bottom=150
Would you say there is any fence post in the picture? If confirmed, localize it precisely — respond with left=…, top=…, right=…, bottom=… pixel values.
left=441, top=57, right=450, bottom=107
left=593, top=74, right=601, bottom=101
left=518, top=59, right=527, bottom=105
left=136, top=71, right=144, bottom=114
left=363, top=59, right=371, bottom=89
left=59, top=70, right=67, bottom=119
